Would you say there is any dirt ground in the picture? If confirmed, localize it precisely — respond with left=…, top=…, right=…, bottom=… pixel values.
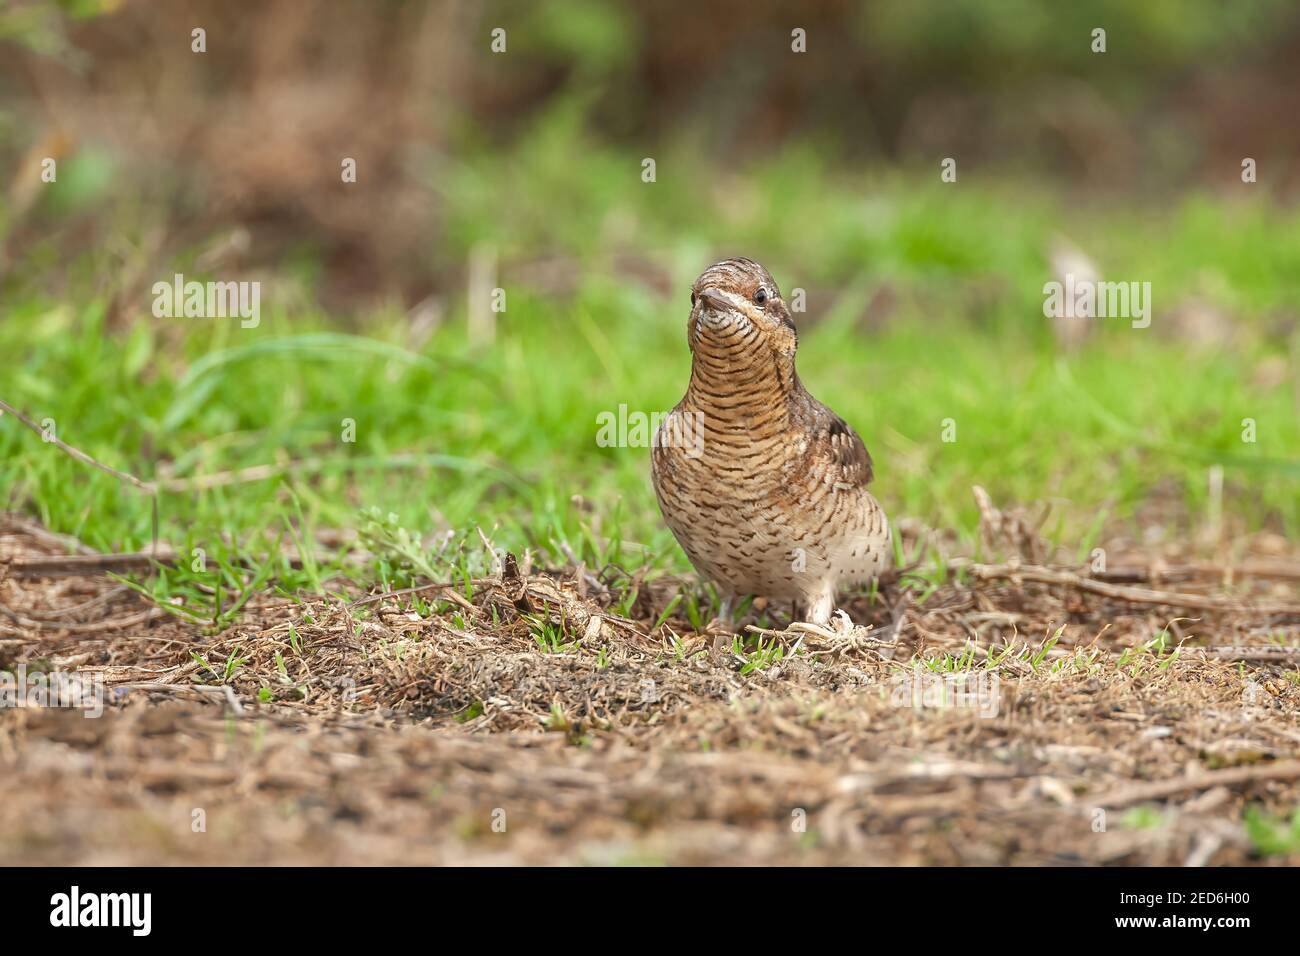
left=3, top=508, right=1300, bottom=866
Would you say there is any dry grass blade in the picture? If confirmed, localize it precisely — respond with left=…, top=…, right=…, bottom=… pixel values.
left=0, top=397, right=156, bottom=493
left=1088, top=761, right=1300, bottom=810
left=957, top=561, right=1300, bottom=615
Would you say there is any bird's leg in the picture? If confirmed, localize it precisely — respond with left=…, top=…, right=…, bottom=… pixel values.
left=706, top=593, right=738, bottom=657
left=805, top=587, right=835, bottom=628
left=784, top=585, right=858, bottom=639
left=706, top=593, right=736, bottom=634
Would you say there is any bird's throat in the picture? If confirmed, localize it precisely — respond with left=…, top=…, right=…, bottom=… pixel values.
left=684, top=340, right=799, bottom=439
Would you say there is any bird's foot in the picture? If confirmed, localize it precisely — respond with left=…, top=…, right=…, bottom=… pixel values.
left=709, top=632, right=734, bottom=658
left=701, top=596, right=737, bottom=656
left=785, top=610, right=861, bottom=640
left=739, top=611, right=858, bottom=660
left=704, top=615, right=735, bottom=634
left=703, top=608, right=737, bottom=657
left=830, top=609, right=859, bottom=637
left=781, top=612, right=894, bottom=660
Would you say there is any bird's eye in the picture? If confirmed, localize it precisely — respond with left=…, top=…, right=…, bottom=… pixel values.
left=754, top=288, right=768, bottom=305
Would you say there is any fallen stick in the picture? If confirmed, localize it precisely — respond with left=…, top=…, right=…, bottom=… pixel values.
left=153, top=451, right=522, bottom=493
left=1095, top=560, right=1300, bottom=584
left=19, top=585, right=131, bottom=620
left=0, top=514, right=99, bottom=555
left=7, top=550, right=179, bottom=577
left=1088, top=760, right=1300, bottom=809
left=7, top=544, right=358, bottom=578
left=1195, top=646, right=1300, bottom=661
left=957, top=561, right=1300, bottom=615
left=0, top=398, right=155, bottom=492
left=116, top=681, right=245, bottom=715
left=350, top=580, right=483, bottom=611
left=0, top=603, right=170, bottom=634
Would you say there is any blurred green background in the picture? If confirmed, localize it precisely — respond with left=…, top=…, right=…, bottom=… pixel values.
left=1, top=0, right=1297, bottom=585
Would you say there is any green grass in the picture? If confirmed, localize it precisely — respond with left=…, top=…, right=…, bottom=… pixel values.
left=2, top=140, right=1298, bottom=602
left=1244, top=805, right=1300, bottom=856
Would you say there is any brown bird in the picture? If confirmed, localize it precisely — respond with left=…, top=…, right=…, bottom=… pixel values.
left=651, top=257, right=891, bottom=631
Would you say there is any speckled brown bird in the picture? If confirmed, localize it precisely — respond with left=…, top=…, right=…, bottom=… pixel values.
left=651, top=257, right=891, bottom=630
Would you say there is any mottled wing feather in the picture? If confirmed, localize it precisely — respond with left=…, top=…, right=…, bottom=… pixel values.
left=816, top=411, right=874, bottom=487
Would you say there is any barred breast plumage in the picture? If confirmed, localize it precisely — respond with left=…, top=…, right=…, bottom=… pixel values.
left=651, top=257, right=891, bottom=627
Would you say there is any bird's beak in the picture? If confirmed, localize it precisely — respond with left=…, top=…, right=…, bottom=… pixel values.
left=695, top=287, right=729, bottom=312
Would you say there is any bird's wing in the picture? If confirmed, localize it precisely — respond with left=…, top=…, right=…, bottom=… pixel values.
left=810, top=411, right=875, bottom=488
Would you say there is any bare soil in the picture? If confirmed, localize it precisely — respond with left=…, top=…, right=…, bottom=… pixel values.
left=3, top=510, right=1300, bottom=866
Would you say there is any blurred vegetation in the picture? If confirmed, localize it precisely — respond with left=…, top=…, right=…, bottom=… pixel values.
left=5, top=0, right=1300, bottom=300
left=0, top=0, right=1297, bottom=577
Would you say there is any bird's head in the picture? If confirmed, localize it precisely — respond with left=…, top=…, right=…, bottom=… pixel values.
left=688, top=257, right=797, bottom=362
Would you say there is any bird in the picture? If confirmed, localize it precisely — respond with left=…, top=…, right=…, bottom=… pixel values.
left=651, top=257, right=891, bottom=632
